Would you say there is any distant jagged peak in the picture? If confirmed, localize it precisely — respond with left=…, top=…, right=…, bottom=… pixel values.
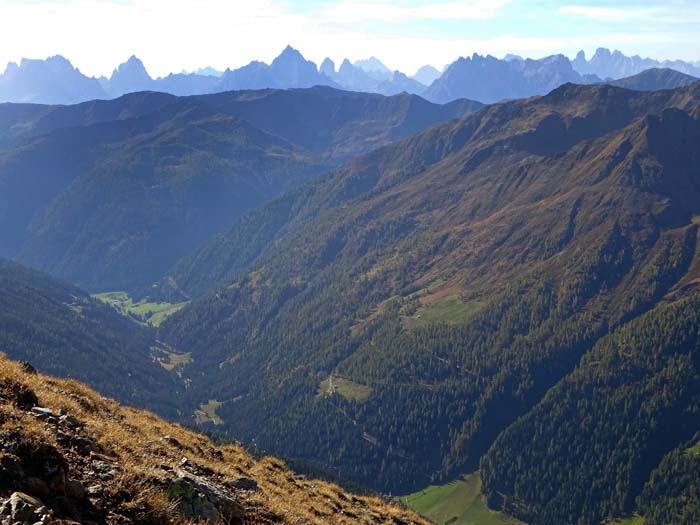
left=0, top=55, right=94, bottom=80
left=571, top=47, right=700, bottom=82
left=444, top=53, right=503, bottom=68
left=269, top=45, right=322, bottom=81
left=0, top=54, right=106, bottom=104
left=43, top=54, right=73, bottom=66
left=11, top=55, right=77, bottom=72
left=268, top=45, right=322, bottom=85
left=320, top=57, right=336, bottom=76
left=272, top=45, right=307, bottom=65
left=590, top=48, right=630, bottom=61
left=338, top=58, right=354, bottom=72
left=2, top=61, right=19, bottom=74
left=540, top=53, right=570, bottom=62
left=195, top=66, right=222, bottom=77
left=111, top=55, right=151, bottom=80
left=241, top=60, right=267, bottom=68
left=469, top=53, right=501, bottom=63
left=412, top=64, right=440, bottom=85
left=280, top=44, right=300, bottom=55
left=532, top=53, right=575, bottom=68
left=106, top=55, right=153, bottom=97
left=354, top=56, right=391, bottom=74
left=179, top=66, right=223, bottom=77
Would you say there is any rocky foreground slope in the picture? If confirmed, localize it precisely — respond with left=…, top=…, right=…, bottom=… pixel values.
left=0, top=354, right=426, bottom=525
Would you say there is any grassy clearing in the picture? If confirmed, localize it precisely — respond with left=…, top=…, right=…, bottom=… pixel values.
left=147, top=303, right=188, bottom=326
left=94, top=291, right=188, bottom=326
left=400, top=472, right=524, bottom=525
left=351, top=281, right=450, bottom=336
left=405, top=279, right=447, bottom=299
left=405, top=296, right=484, bottom=329
left=318, top=375, right=373, bottom=403
left=157, top=351, right=192, bottom=371
left=608, top=515, right=645, bottom=525
left=151, top=340, right=192, bottom=372
left=685, top=441, right=700, bottom=456
left=195, top=399, right=224, bottom=425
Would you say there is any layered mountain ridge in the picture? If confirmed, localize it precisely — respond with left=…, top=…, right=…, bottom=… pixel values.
left=2, top=46, right=697, bottom=105
left=574, top=47, right=700, bottom=80
left=423, top=53, right=599, bottom=103
left=0, top=86, right=481, bottom=292
left=1, top=55, right=700, bottom=525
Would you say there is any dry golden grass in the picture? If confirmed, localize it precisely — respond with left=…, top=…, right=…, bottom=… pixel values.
left=0, top=353, right=428, bottom=525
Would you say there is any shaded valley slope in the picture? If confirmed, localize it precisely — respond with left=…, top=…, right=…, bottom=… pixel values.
left=0, top=258, right=180, bottom=417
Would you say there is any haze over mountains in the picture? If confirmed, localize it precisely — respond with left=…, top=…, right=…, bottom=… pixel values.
left=574, top=48, right=700, bottom=80
left=0, top=86, right=481, bottom=292
left=1, top=46, right=698, bottom=106
left=423, top=52, right=599, bottom=104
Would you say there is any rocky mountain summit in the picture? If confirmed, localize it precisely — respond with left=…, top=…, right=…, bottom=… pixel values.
left=573, top=48, right=700, bottom=80
left=0, top=355, right=426, bottom=525
left=423, top=53, right=599, bottom=103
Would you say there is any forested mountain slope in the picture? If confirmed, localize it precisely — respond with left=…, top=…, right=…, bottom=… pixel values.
left=0, top=258, right=180, bottom=416
left=159, top=81, right=700, bottom=520
left=0, top=91, right=178, bottom=146
left=191, top=87, right=482, bottom=163
left=0, top=87, right=480, bottom=292
left=482, top=293, right=700, bottom=525
left=3, top=101, right=322, bottom=292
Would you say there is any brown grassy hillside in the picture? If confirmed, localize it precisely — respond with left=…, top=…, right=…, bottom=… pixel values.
left=0, top=353, right=427, bottom=525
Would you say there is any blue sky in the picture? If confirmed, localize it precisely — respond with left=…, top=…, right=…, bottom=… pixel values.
left=1, top=0, right=698, bottom=77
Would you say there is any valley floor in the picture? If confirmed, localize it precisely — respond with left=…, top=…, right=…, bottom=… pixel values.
left=93, top=291, right=187, bottom=326
left=400, top=472, right=524, bottom=525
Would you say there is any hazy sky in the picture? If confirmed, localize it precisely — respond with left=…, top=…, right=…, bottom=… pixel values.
left=1, top=0, right=698, bottom=78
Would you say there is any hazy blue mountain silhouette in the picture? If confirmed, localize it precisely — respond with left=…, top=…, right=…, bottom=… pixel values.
left=607, top=67, right=699, bottom=91
left=0, top=85, right=481, bottom=292
left=424, top=53, right=598, bottom=104
left=108, top=55, right=153, bottom=96
left=323, top=57, right=426, bottom=95
left=4, top=47, right=699, bottom=106
left=573, top=48, right=700, bottom=80
left=0, top=56, right=107, bottom=104
left=411, top=65, right=441, bottom=86
left=354, top=56, right=392, bottom=80
left=108, top=56, right=221, bottom=97
left=219, top=46, right=335, bottom=91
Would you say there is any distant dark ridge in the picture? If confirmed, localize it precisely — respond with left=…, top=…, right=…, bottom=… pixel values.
left=608, top=67, right=699, bottom=91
